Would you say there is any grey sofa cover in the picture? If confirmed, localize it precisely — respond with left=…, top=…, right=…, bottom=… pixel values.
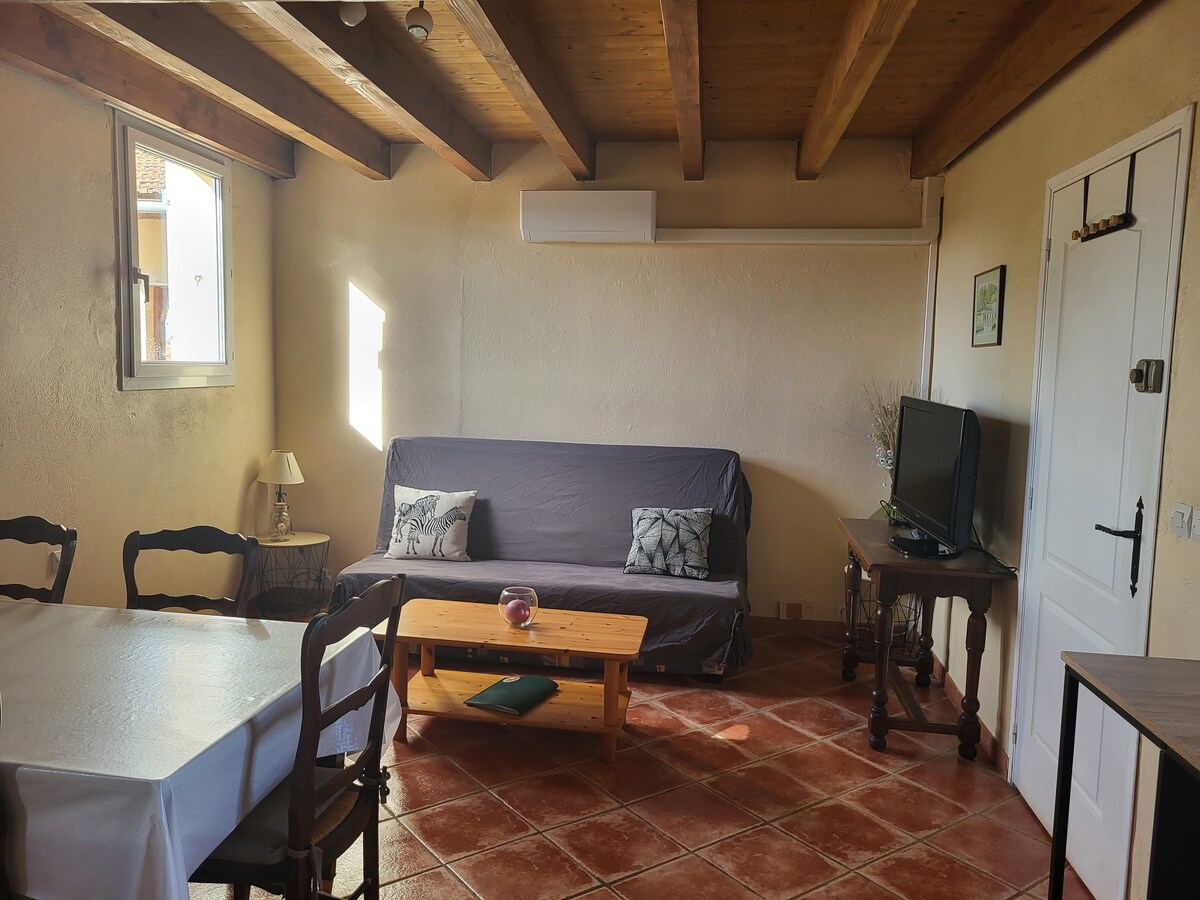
left=336, top=436, right=752, bottom=674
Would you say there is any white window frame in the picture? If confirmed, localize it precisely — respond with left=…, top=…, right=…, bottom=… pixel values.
left=114, top=110, right=235, bottom=390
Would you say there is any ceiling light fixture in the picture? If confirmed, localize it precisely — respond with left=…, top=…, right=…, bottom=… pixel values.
left=339, top=1, right=367, bottom=27
left=406, top=1, right=433, bottom=39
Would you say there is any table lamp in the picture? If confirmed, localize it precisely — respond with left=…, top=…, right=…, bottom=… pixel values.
left=257, top=450, right=304, bottom=541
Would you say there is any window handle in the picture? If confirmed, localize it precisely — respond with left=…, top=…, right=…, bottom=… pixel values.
left=136, top=269, right=150, bottom=304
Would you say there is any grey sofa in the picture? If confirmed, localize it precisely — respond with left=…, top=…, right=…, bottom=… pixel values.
left=336, top=436, right=752, bottom=674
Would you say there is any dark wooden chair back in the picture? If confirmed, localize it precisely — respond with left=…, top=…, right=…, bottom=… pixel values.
left=286, top=575, right=402, bottom=898
left=0, top=788, right=9, bottom=900
left=0, top=790, right=8, bottom=900
left=0, top=516, right=77, bottom=604
left=327, top=580, right=348, bottom=614
left=1, top=691, right=11, bottom=900
left=123, top=526, right=259, bottom=616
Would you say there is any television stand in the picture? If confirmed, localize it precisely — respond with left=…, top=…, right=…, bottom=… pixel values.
left=838, top=517, right=1015, bottom=760
left=889, top=533, right=963, bottom=559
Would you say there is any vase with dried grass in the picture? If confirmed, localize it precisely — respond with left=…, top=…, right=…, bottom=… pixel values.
left=864, top=380, right=917, bottom=493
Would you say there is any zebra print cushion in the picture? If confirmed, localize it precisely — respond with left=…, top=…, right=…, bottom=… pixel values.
left=623, top=507, right=713, bottom=580
left=385, top=486, right=477, bottom=562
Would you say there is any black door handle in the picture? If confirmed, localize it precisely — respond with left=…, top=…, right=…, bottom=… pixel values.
left=1095, top=496, right=1144, bottom=596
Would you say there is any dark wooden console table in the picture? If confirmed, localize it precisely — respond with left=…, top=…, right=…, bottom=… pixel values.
left=838, top=517, right=1015, bottom=760
left=1051, top=652, right=1200, bottom=900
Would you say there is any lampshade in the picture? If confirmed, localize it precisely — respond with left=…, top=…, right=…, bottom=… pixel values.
left=406, top=1, right=433, bottom=38
left=257, top=451, right=305, bottom=485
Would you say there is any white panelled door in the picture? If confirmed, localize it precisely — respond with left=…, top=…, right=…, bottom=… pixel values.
left=1013, top=112, right=1191, bottom=900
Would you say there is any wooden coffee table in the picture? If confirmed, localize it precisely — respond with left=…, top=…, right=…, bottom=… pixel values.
left=375, top=598, right=648, bottom=762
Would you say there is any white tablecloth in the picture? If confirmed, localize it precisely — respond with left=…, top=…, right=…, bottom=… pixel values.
left=0, top=599, right=400, bottom=900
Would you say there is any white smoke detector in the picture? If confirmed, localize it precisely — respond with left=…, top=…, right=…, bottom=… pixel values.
left=406, top=1, right=433, bottom=38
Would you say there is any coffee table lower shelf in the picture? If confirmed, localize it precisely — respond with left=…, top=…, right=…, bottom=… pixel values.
left=406, top=669, right=630, bottom=734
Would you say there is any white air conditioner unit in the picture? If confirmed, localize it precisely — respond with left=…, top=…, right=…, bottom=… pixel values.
left=520, top=190, right=657, bottom=243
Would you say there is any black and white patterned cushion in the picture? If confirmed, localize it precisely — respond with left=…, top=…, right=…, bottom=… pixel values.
left=623, top=507, right=713, bottom=580
left=385, top=486, right=477, bottom=561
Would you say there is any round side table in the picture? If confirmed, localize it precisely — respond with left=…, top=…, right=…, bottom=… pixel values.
left=253, top=531, right=330, bottom=621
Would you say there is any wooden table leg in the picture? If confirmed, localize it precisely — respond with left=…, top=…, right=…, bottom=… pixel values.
left=869, top=581, right=898, bottom=750
left=842, top=551, right=862, bottom=682
left=956, top=593, right=989, bottom=760
left=602, top=660, right=620, bottom=763
left=915, top=596, right=935, bottom=688
left=618, top=661, right=629, bottom=696
left=393, top=640, right=409, bottom=742
left=1048, top=668, right=1079, bottom=900
left=420, top=642, right=435, bottom=677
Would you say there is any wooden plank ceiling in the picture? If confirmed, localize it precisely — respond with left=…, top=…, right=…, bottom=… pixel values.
left=2, top=0, right=1151, bottom=182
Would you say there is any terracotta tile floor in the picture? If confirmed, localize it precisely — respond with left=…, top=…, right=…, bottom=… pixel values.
left=191, top=623, right=1097, bottom=900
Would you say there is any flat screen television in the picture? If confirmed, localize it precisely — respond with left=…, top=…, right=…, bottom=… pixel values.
left=889, top=396, right=981, bottom=558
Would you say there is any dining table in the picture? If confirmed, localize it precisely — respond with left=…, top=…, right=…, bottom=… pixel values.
left=0, top=597, right=400, bottom=900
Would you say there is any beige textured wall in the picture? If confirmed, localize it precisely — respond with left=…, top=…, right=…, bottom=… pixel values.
left=0, top=62, right=276, bottom=605
left=273, top=139, right=929, bottom=617
left=924, top=0, right=1200, bottom=893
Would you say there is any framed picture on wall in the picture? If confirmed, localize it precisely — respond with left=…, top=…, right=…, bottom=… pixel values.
left=972, top=265, right=1006, bottom=347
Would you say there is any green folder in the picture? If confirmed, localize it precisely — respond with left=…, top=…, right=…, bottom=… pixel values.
left=464, top=675, right=559, bottom=716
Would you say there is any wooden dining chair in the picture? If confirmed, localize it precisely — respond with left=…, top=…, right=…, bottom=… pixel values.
left=0, top=779, right=9, bottom=900
left=190, top=575, right=403, bottom=900
left=123, top=526, right=260, bottom=616
left=1, top=691, right=11, bottom=900
left=0, top=515, right=77, bottom=604
left=0, top=791, right=9, bottom=900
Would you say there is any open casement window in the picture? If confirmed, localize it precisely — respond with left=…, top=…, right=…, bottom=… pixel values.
left=115, top=111, right=234, bottom=389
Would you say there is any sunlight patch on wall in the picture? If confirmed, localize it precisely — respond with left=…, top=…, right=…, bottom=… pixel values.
left=348, top=282, right=385, bottom=450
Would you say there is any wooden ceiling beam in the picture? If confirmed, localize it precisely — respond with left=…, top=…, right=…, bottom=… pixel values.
left=246, top=1, right=492, bottom=181
left=659, top=0, right=703, bottom=180
left=445, top=0, right=593, bottom=180
left=797, top=0, right=917, bottom=180
left=54, top=3, right=391, bottom=180
left=0, top=5, right=293, bottom=178
left=39, top=1, right=394, bottom=3
left=911, top=0, right=1149, bottom=177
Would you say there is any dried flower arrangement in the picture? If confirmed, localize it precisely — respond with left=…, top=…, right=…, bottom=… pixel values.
left=865, top=380, right=917, bottom=472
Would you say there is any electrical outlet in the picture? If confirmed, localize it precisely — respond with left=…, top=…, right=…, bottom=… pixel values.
left=1170, top=503, right=1192, bottom=537
left=1191, top=511, right=1200, bottom=543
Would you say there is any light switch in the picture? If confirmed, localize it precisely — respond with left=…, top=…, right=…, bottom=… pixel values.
left=1191, top=511, right=1200, bottom=543
left=1170, top=503, right=1192, bottom=537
